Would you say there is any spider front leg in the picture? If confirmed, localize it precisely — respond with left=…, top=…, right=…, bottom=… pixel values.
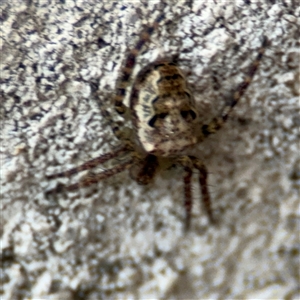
left=114, top=12, right=165, bottom=115
left=202, top=36, right=267, bottom=137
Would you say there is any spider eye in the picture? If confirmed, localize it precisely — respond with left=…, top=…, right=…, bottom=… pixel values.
left=148, top=115, right=157, bottom=128
left=152, top=96, right=159, bottom=103
left=180, top=110, right=197, bottom=120
left=157, top=113, right=168, bottom=119
left=148, top=113, right=168, bottom=128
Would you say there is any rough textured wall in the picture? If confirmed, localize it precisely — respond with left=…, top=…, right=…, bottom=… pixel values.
left=1, top=0, right=299, bottom=299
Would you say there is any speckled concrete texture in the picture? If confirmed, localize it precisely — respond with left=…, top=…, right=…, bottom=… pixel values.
left=1, top=1, right=299, bottom=299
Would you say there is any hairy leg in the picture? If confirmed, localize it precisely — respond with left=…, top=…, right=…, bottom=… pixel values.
left=65, top=159, right=134, bottom=191
left=46, top=158, right=133, bottom=195
left=114, top=12, right=165, bottom=115
left=202, top=36, right=267, bottom=137
left=46, top=146, right=130, bottom=179
left=190, top=156, right=214, bottom=224
left=176, top=156, right=194, bottom=230
left=183, top=166, right=193, bottom=230
left=177, top=155, right=215, bottom=229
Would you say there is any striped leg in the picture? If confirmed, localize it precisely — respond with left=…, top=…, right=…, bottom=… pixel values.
left=46, top=146, right=129, bottom=180
left=65, top=159, right=134, bottom=191
left=178, top=156, right=215, bottom=229
left=202, top=36, right=267, bottom=137
left=46, top=146, right=132, bottom=195
left=46, top=159, right=133, bottom=195
left=176, top=156, right=194, bottom=230
left=114, top=12, right=165, bottom=115
left=183, top=166, right=193, bottom=230
left=190, top=156, right=214, bottom=224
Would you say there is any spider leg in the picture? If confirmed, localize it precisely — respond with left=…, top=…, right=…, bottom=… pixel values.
left=91, top=12, right=165, bottom=142
left=46, top=145, right=130, bottom=180
left=183, top=165, right=193, bottom=230
left=201, top=36, right=267, bottom=137
left=114, top=12, right=165, bottom=115
left=46, top=159, right=134, bottom=195
left=176, top=156, right=194, bottom=230
left=177, top=156, right=214, bottom=229
left=190, top=156, right=214, bottom=224
left=66, top=159, right=134, bottom=191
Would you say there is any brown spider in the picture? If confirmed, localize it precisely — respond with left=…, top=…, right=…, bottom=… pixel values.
left=47, top=12, right=267, bottom=230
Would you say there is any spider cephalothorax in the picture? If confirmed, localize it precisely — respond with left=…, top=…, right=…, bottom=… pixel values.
left=47, top=11, right=267, bottom=230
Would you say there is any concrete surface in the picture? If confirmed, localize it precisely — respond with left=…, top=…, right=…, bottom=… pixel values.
left=1, top=0, right=299, bottom=299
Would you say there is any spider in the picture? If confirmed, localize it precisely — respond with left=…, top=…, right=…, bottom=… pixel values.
left=47, top=12, right=267, bottom=230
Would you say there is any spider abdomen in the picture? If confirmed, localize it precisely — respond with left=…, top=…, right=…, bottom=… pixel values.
left=130, top=61, right=199, bottom=156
